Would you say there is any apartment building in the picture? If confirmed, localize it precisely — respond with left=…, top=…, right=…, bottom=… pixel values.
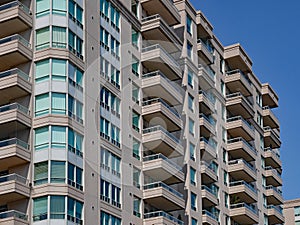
left=0, top=0, right=283, bottom=224
left=283, top=199, right=300, bottom=225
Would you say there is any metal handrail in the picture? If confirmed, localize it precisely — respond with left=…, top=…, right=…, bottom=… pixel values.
left=199, top=90, right=216, bottom=104
left=0, top=137, right=29, bottom=150
left=142, top=125, right=181, bottom=144
left=201, top=161, right=218, bottom=174
left=267, top=205, right=283, bottom=214
left=201, top=185, right=218, bottom=197
left=143, top=153, right=181, bottom=171
left=264, top=147, right=280, bottom=158
left=0, top=210, right=27, bottom=220
left=265, top=185, right=282, bottom=195
left=228, top=158, right=256, bottom=172
left=227, top=116, right=254, bottom=131
left=0, top=102, right=29, bottom=114
left=0, top=34, right=30, bottom=47
left=263, top=126, right=280, bottom=139
left=200, top=136, right=217, bottom=150
left=227, top=137, right=256, bottom=155
left=199, top=113, right=216, bottom=127
left=226, top=92, right=253, bottom=106
left=226, top=69, right=251, bottom=85
left=144, top=211, right=183, bottom=225
left=0, top=1, right=30, bottom=14
left=230, top=202, right=258, bottom=215
left=142, top=98, right=181, bottom=118
left=197, top=38, right=214, bottom=54
left=264, top=166, right=282, bottom=177
left=202, top=210, right=218, bottom=221
left=230, top=180, right=257, bottom=193
left=0, top=173, right=27, bottom=184
left=144, top=182, right=183, bottom=198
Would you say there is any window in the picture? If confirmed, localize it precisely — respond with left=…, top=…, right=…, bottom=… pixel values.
left=68, top=163, right=83, bottom=190
left=50, top=161, right=65, bottom=183
left=223, top=170, right=228, bottom=186
left=188, top=94, right=194, bottom=111
left=190, top=167, right=196, bottom=185
left=257, top=112, right=263, bottom=127
left=68, top=62, right=83, bottom=91
left=35, top=93, right=49, bottom=116
left=33, top=196, right=48, bottom=221
left=133, top=196, right=141, bottom=217
left=69, top=30, right=83, bottom=59
left=131, top=0, right=138, bottom=18
left=295, top=206, right=300, bottom=217
left=133, top=167, right=140, bottom=188
left=187, top=15, right=192, bottom=35
left=256, top=89, right=262, bottom=107
left=51, top=126, right=66, bottom=148
left=224, top=192, right=229, bottom=208
left=34, top=161, right=48, bottom=185
left=110, top=37, right=120, bottom=59
left=50, top=196, right=65, bottom=219
left=191, top=192, right=197, bottom=210
left=188, top=70, right=193, bottom=88
left=52, top=26, right=67, bottom=48
left=35, top=59, right=50, bottom=82
left=221, top=80, right=226, bottom=97
left=100, top=179, right=110, bottom=203
left=264, top=215, right=269, bottom=225
left=67, top=197, right=83, bottom=223
left=110, top=65, right=120, bottom=89
left=36, top=27, right=50, bottom=50
left=260, top=134, right=264, bottom=150
left=52, top=59, right=66, bottom=81
left=52, top=0, right=66, bottom=16
left=68, top=128, right=83, bottom=157
left=100, top=117, right=110, bottom=140
left=111, top=185, right=121, bottom=208
left=223, top=149, right=228, bottom=163
left=35, top=126, right=49, bottom=150
left=36, top=0, right=50, bottom=18
left=111, top=124, right=120, bottom=147
left=101, top=211, right=121, bottom=225
left=222, top=127, right=227, bottom=142
left=51, top=93, right=66, bottom=114
left=100, top=27, right=109, bottom=50
left=111, top=154, right=121, bottom=176
left=192, top=218, right=197, bottom=225
left=132, top=57, right=139, bottom=77
left=189, top=118, right=195, bottom=136
left=190, top=142, right=195, bottom=161
left=132, top=83, right=140, bottom=104
left=132, top=29, right=139, bottom=48
left=68, top=95, right=83, bottom=123
left=132, top=111, right=140, bottom=132
left=133, top=138, right=140, bottom=160
left=222, top=105, right=226, bottom=120
left=187, top=41, right=193, bottom=59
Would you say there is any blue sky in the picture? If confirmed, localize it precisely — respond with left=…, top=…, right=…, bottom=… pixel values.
left=190, top=0, right=300, bottom=200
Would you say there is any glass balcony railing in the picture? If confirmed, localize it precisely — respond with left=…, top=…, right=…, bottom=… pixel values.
left=199, top=90, right=216, bottom=104
left=0, top=102, right=29, bottom=115
left=227, top=116, right=254, bottom=131
left=265, top=185, right=282, bottom=195
left=200, top=136, right=217, bottom=150
left=226, top=92, right=253, bottom=106
left=230, top=202, right=258, bottom=215
left=267, top=205, right=283, bottom=214
left=144, top=182, right=183, bottom=198
left=201, top=185, right=218, bottom=197
left=228, top=158, right=256, bottom=172
left=264, top=147, right=280, bottom=158
left=263, top=126, right=280, bottom=139
left=201, top=161, right=218, bottom=174
left=199, top=65, right=215, bottom=80
left=0, top=1, right=30, bottom=14
left=0, top=137, right=29, bottom=150
left=0, top=34, right=30, bottom=48
left=142, top=70, right=182, bottom=93
left=0, top=68, right=30, bottom=81
left=0, top=210, right=27, bottom=220
left=142, top=98, right=181, bottom=118
left=144, top=211, right=183, bottom=225
left=0, top=173, right=27, bottom=184
left=143, top=125, right=181, bottom=145
left=229, top=180, right=257, bottom=194
left=202, top=210, right=219, bottom=221
left=227, top=137, right=257, bottom=155
left=143, top=153, right=182, bottom=171
left=226, top=69, right=251, bottom=85
left=197, top=38, right=214, bottom=54
left=264, top=166, right=282, bottom=177
left=199, top=113, right=216, bottom=128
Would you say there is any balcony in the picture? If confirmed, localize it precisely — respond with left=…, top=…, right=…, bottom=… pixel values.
left=262, top=83, right=279, bottom=108
left=201, top=185, right=218, bottom=207
left=228, top=159, right=257, bottom=182
left=262, top=106, right=279, bottom=129
left=198, top=66, right=215, bottom=89
left=226, top=92, right=254, bottom=119
left=0, top=69, right=31, bottom=105
left=0, top=210, right=28, bottom=225
left=142, top=45, right=182, bottom=80
left=263, top=127, right=281, bottom=148
left=140, top=0, right=180, bottom=26
left=200, top=137, right=217, bottom=161
left=230, top=203, right=258, bottom=224
left=143, top=182, right=185, bottom=211
left=0, top=1, right=32, bottom=38
left=143, top=154, right=184, bottom=185
left=202, top=210, right=219, bottom=225
left=0, top=34, right=32, bottom=71
left=226, top=116, right=255, bottom=141
left=0, top=138, right=30, bottom=171
left=267, top=205, right=284, bottom=225
left=197, top=39, right=214, bottom=64
left=144, top=211, right=183, bottom=225
left=142, top=126, right=184, bottom=158
left=225, top=70, right=252, bottom=97
left=199, top=113, right=216, bottom=137
left=264, top=166, right=282, bottom=187
left=0, top=174, right=30, bottom=205
left=141, top=15, right=182, bottom=53
left=142, top=71, right=183, bottom=106
left=264, top=147, right=281, bottom=169
left=142, top=98, right=182, bottom=132
left=199, top=90, right=215, bottom=114
left=227, top=137, right=257, bottom=162
left=0, top=103, right=31, bottom=128
left=229, top=181, right=258, bottom=204
left=265, top=186, right=283, bottom=205
left=224, top=43, right=253, bottom=72
left=200, top=161, right=218, bottom=184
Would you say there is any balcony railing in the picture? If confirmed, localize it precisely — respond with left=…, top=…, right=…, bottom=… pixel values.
left=226, top=92, right=253, bottom=106
left=0, top=68, right=30, bottom=81
left=267, top=205, right=283, bottom=214
left=0, top=1, right=31, bottom=14
left=143, top=153, right=181, bottom=171
left=0, top=210, right=27, bottom=220
left=226, top=69, right=251, bottom=85
left=199, top=113, right=216, bottom=128
left=201, top=161, right=218, bottom=174
left=0, top=34, right=30, bottom=48
left=264, top=166, right=282, bottom=177
left=264, top=126, right=280, bottom=139
left=199, top=65, right=215, bottom=80
left=229, top=180, right=257, bottom=194
left=0, top=137, right=29, bottom=150
left=227, top=116, right=254, bottom=131
left=142, top=70, right=182, bottom=93
left=265, top=185, right=282, bottom=195
left=0, top=102, right=29, bottom=115
left=228, top=159, right=256, bottom=172
left=0, top=173, right=27, bottom=184
left=201, top=185, right=218, bottom=197
left=230, top=202, right=258, bottom=215
left=202, top=210, right=219, bottom=221
left=199, top=90, right=216, bottom=104
left=144, top=211, right=183, bottom=225
left=227, top=137, right=257, bottom=155
left=197, top=38, right=214, bottom=54
left=264, top=147, right=280, bottom=158
left=200, top=136, right=217, bottom=150
left=142, top=98, right=181, bottom=118
left=144, top=182, right=183, bottom=198
left=143, top=125, right=181, bottom=145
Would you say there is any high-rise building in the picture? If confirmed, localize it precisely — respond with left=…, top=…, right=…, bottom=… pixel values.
left=0, top=0, right=283, bottom=224
left=284, top=199, right=300, bottom=225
